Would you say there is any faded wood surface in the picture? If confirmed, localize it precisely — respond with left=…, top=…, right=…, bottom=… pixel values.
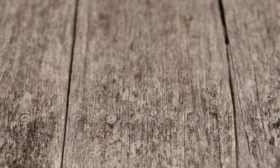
left=2, top=0, right=279, bottom=167
left=0, top=0, right=75, bottom=167
left=63, top=0, right=236, bottom=167
left=223, top=0, right=280, bottom=167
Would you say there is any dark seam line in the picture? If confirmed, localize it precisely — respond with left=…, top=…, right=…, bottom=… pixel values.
left=226, top=46, right=239, bottom=168
left=218, top=0, right=230, bottom=44
left=218, top=0, right=239, bottom=167
left=60, top=0, right=79, bottom=167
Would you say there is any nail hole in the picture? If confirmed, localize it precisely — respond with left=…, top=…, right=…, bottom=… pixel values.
left=187, top=113, right=199, bottom=122
left=106, top=114, right=117, bottom=125
left=20, top=113, right=31, bottom=122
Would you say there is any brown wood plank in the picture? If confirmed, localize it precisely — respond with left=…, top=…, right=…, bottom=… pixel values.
left=222, top=0, right=280, bottom=167
left=0, top=0, right=76, bottom=167
left=63, top=0, right=237, bottom=167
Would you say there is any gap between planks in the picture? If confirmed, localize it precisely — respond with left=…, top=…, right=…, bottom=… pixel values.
left=60, top=0, right=80, bottom=167
left=218, top=0, right=238, bottom=167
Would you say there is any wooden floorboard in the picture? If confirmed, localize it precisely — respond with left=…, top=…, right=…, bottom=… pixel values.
left=223, top=0, right=280, bottom=167
left=0, top=0, right=76, bottom=167
left=63, top=0, right=236, bottom=167
left=1, top=0, right=280, bottom=168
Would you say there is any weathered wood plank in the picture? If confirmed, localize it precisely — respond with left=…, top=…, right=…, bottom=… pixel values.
left=64, top=0, right=236, bottom=167
left=223, top=0, right=280, bottom=167
left=0, top=0, right=76, bottom=167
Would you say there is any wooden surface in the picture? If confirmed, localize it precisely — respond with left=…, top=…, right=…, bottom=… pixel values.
left=63, top=0, right=236, bottom=167
left=0, top=0, right=279, bottom=168
left=0, top=0, right=76, bottom=167
left=223, top=0, right=280, bottom=167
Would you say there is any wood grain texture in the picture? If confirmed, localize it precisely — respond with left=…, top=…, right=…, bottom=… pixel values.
left=64, top=0, right=236, bottom=167
left=223, top=0, right=280, bottom=167
left=0, top=0, right=75, bottom=167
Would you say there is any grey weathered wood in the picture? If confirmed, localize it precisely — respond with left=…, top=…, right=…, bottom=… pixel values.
left=0, top=0, right=75, bottom=167
left=64, top=0, right=236, bottom=167
left=223, top=0, right=280, bottom=167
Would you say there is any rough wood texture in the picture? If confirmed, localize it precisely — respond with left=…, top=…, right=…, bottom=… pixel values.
left=0, top=0, right=75, bottom=167
left=223, top=0, right=280, bottom=167
left=63, top=0, right=236, bottom=167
